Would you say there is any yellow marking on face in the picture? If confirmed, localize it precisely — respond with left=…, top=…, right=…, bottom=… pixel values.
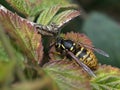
left=57, top=44, right=61, bottom=48
left=70, top=46, right=74, bottom=51
left=61, top=44, right=65, bottom=49
left=70, top=43, right=76, bottom=51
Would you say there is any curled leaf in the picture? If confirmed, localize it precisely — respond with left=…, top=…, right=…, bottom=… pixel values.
left=43, top=60, right=91, bottom=90
left=37, top=7, right=80, bottom=26
left=36, top=5, right=80, bottom=35
left=0, top=5, right=43, bottom=64
left=51, top=10, right=80, bottom=28
left=37, top=5, right=61, bottom=25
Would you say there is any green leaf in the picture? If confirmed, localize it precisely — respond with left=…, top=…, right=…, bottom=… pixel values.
left=91, top=65, right=120, bottom=90
left=0, top=41, right=9, bottom=62
left=0, top=5, right=43, bottom=64
left=37, top=5, right=61, bottom=25
left=6, top=0, right=30, bottom=16
left=82, top=12, right=120, bottom=68
left=51, top=10, right=80, bottom=27
left=0, top=61, right=15, bottom=85
left=35, top=5, right=80, bottom=36
left=0, top=40, right=23, bottom=63
left=37, top=0, right=71, bottom=8
left=37, top=5, right=80, bottom=25
left=30, top=0, right=73, bottom=17
left=0, top=24, right=18, bottom=86
left=92, top=75, right=120, bottom=90
left=6, top=0, right=76, bottom=17
left=30, top=0, right=75, bottom=17
left=43, top=60, right=91, bottom=90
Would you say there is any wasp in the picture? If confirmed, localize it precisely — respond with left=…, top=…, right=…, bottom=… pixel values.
left=35, top=22, right=109, bottom=77
left=54, top=37, right=109, bottom=77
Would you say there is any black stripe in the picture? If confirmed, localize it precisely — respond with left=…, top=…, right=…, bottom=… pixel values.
left=76, top=48, right=87, bottom=59
left=83, top=52, right=90, bottom=62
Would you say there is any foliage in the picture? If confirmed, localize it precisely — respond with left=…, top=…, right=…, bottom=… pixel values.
left=0, top=6, right=43, bottom=65
left=0, top=0, right=120, bottom=90
left=91, top=65, right=120, bottom=90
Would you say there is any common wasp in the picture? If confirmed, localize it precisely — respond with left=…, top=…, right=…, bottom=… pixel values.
left=49, top=33, right=109, bottom=77
left=35, top=22, right=109, bottom=77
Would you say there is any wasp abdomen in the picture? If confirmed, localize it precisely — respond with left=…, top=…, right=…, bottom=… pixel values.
left=75, top=47, right=98, bottom=70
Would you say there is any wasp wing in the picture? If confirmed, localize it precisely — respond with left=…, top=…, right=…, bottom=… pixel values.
left=91, top=47, right=109, bottom=57
left=79, top=42, right=109, bottom=57
left=67, top=51, right=96, bottom=77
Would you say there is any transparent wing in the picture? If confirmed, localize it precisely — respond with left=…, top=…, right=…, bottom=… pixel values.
left=67, top=51, right=96, bottom=77
left=79, top=42, right=109, bottom=57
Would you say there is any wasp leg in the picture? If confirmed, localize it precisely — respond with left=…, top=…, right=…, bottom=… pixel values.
left=67, top=51, right=96, bottom=77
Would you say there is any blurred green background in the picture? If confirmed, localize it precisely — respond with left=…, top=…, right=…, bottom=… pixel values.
left=75, top=0, right=120, bottom=68
left=0, top=0, right=120, bottom=68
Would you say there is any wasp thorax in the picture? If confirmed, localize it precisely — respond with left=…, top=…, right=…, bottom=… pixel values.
left=55, top=37, right=76, bottom=53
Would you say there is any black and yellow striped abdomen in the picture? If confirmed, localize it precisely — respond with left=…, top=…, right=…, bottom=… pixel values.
left=55, top=37, right=98, bottom=70
left=75, top=47, right=98, bottom=70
